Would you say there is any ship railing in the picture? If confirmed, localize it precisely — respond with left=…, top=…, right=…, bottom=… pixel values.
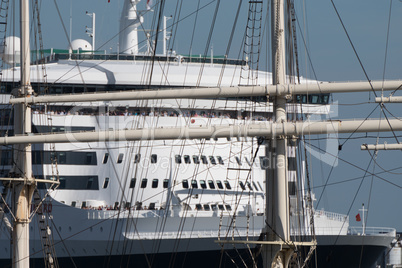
left=33, top=52, right=247, bottom=66
left=134, top=230, right=262, bottom=239
left=314, top=209, right=349, bottom=222
left=348, top=226, right=396, bottom=236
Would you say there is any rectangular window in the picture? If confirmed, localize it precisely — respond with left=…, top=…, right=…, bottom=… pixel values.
left=259, top=156, right=269, bottom=170
left=216, top=180, right=223, bottom=189
left=225, top=204, right=232, bottom=211
left=59, top=152, right=67, bottom=164
left=208, top=180, right=215, bottom=189
left=129, top=178, right=136, bottom=188
left=182, top=180, right=189, bottom=189
left=71, top=201, right=76, bottom=207
left=203, top=204, right=210, bottom=211
left=151, top=154, right=157, bottom=163
left=152, top=179, right=159, bottom=188
left=141, top=178, right=148, bottom=188
left=163, top=179, right=169, bottom=188
left=192, top=155, right=200, bottom=164
left=246, top=181, right=253, bottom=190
left=201, top=155, right=208, bottom=164
left=134, top=153, right=141, bottom=163
left=224, top=180, right=231, bottom=190
left=218, top=204, right=225, bottom=210
left=245, top=157, right=252, bottom=167
left=209, top=156, right=216, bottom=165
left=191, top=180, right=198, bottom=188
left=175, top=155, right=182, bottom=164
left=184, top=155, right=191, bottom=164
left=49, top=175, right=99, bottom=190
left=86, top=153, right=93, bottom=165
left=103, top=178, right=110, bottom=189
left=239, top=181, right=246, bottom=190
left=117, top=153, right=124, bottom=164
left=200, top=180, right=207, bottom=189
left=217, top=156, right=224, bottom=165
left=235, top=156, right=242, bottom=166
left=195, top=204, right=202, bottom=210
left=103, top=153, right=109, bottom=164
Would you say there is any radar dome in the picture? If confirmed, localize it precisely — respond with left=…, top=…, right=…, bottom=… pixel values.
left=0, top=36, right=21, bottom=65
left=69, top=39, right=92, bottom=52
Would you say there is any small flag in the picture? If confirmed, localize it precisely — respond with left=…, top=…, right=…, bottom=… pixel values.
left=146, top=0, right=152, bottom=10
left=356, top=213, right=361, bottom=222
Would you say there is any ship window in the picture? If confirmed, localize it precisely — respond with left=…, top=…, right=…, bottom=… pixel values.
left=103, top=178, right=109, bottom=189
left=253, top=182, right=259, bottom=191
left=103, top=153, right=109, bottom=164
left=151, top=154, right=157, bottom=163
left=203, top=204, right=210, bottom=211
left=163, top=179, right=169, bottom=188
left=201, top=155, right=208, bottom=164
left=289, top=181, right=296, bottom=196
left=184, top=155, right=191, bottom=164
left=245, top=157, right=252, bottom=166
left=87, top=177, right=95, bottom=189
left=125, top=202, right=131, bottom=209
left=152, top=179, right=159, bottom=188
left=182, top=180, right=189, bottom=189
left=195, top=204, right=202, bottom=210
left=71, top=201, right=76, bottom=207
left=217, top=156, right=224, bottom=165
left=224, top=180, right=231, bottom=190
left=246, top=181, right=253, bottom=190
left=216, top=180, right=223, bottom=189
left=130, top=178, right=136, bottom=188
left=239, top=181, right=246, bottom=190
left=149, top=203, right=155, bottom=210
left=226, top=137, right=231, bottom=141
left=225, top=205, right=232, bottom=211
left=175, top=155, right=182, bottom=164
left=81, top=201, right=87, bottom=209
left=141, top=179, right=148, bottom=188
left=235, top=156, right=242, bottom=166
left=59, top=152, right=67, bottom=164
left=218, top=204, right=225, bottom=210
left=259, top=156, right=269, bottom=170
left=209, top=156, right=216, bottom=165
left=51, top=176, right=99, bottom=190
left=200, top=180, right=207, bottom=189
left=117, top=153, right=124, bottom=164
left=191, top=180, right=198, bottom=188
left=257, top=182, right=263, bottom=191
left=134, top=153, right=141, bottom=163
left=192, top=155, right=200, bottom=164
left=86, top=153, right=93, bottom=165
left=211, top=204, right=217, bottom=210
left=208, top=180, right=215, bottom=189
left=114, top=202, right=119, bottom=210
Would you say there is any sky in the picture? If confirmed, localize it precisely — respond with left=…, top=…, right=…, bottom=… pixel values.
left=8, top=0, right=402, bottom=231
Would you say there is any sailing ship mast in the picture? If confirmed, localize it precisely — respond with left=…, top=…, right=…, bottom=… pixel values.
left=7, top=0, right=34, bottom=267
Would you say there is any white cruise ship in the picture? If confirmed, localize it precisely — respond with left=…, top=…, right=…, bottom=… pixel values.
left=0, top=0, right=395, bottom=267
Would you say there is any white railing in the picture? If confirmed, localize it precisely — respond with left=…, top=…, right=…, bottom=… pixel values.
left=348, top=226, right=396, bottom=236
left=314, top=209, right=349, bottom=222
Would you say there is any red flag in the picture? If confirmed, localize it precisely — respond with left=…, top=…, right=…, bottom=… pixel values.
left=356, top=213, right=361, bottom=222
left=146, top=0, right=152, bottom=10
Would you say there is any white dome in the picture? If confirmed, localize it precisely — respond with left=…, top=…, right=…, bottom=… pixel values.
left=0, top=36, right=21, bottom=65
left=69, top=39, right=92, bottom=52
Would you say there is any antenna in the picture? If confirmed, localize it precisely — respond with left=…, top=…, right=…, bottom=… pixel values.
left=85, top=11, right=95, bottom=52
